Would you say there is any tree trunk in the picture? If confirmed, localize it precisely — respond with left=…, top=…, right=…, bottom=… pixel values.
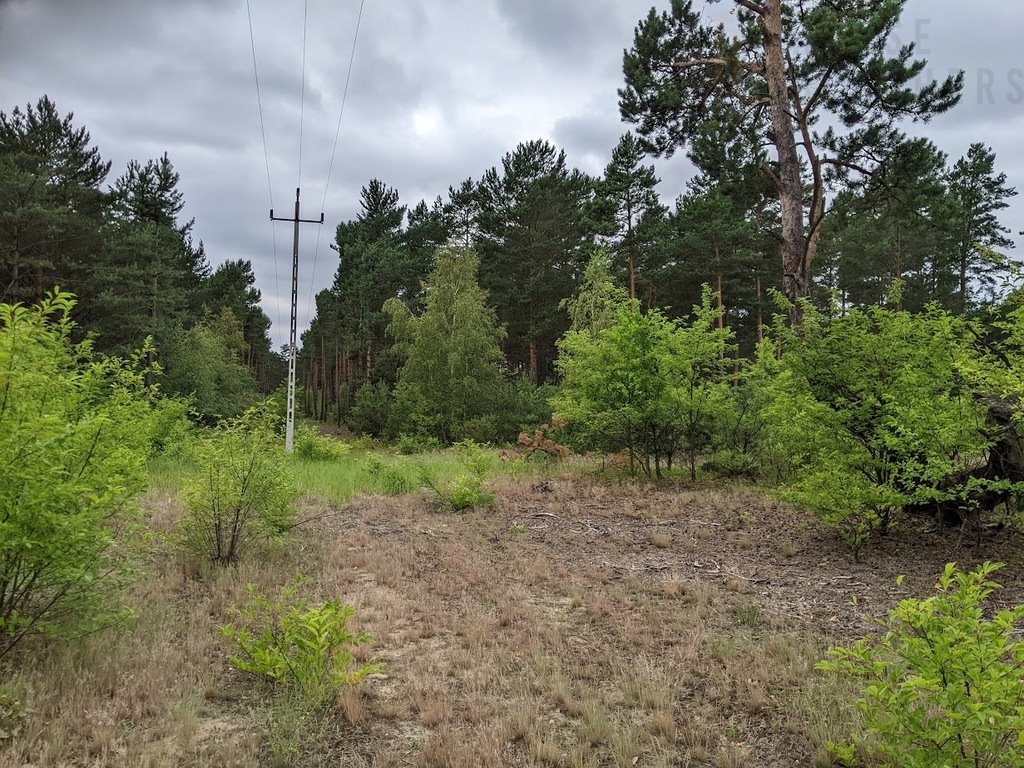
left=626, top=212, right=637, bottom=301
left=529, top=339, right=538, bottom=386
left=763, top=0, right=808, bottom=323
left=756, top=275, right=764, bottom=344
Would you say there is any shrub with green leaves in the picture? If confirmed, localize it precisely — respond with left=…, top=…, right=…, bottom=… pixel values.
left=220, top=580, right=380, bottom=706
left=177, top=409, right=297, bottom=565
left=763, top=302, right=993, bottom=555
left=817, top=562, right=1024, bottom=768
left=365, top=454, right=418, bottom=495
left=293, top=422, right=350, bottom=462
left=553, top=289, right=734, bottom=479
left=421, top=440, right=495, bottom=511
left=0, top=291, right=155, bottom=659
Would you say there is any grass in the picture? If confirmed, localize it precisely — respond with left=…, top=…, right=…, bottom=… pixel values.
left=6, top=441, right=1021, bottom=767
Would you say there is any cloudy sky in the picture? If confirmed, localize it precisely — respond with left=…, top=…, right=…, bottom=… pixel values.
left=2, top=0, right=1022, bottom=346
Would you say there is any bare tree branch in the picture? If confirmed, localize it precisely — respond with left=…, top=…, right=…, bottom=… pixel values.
left=672, top=57, right=766, bottom=76
left=734, top=0, right=767, bottom=15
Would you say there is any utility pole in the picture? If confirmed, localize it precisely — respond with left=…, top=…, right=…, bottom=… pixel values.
left=271, top=187, right=323, bottom=452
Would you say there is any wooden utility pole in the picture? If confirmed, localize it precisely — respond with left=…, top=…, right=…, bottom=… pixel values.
left=271, top=187, right=323, bottom=452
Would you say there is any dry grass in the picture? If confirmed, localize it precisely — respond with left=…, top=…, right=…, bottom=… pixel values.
left=4, top=469, right=1022, bottom=767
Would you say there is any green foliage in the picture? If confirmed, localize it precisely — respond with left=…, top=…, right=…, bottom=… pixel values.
left=364, top=455, right=418, bottom=495
left=347, top=380, right=398, bottom=439
left=591, top=133, right=667, bottom=301
left=476, top=139, right=596, bottom=382
left=176, top=409, right=297, bottom=565
left=554, top=288, right=733, bottom=479
left=560, top=248, right=629, bottom=336
left=292, top=423, right=350, bottom=462
left=385, top=247, right=508, bottom=443
left=0, top=291, right=155, bottom=659
left=146, top=395, right=197, bottom=458
left=220, top=580, right=380, bottom=707
left=764, top=302, right=992, bottom=555
left=818, top=563, right=1024, bottom=768
left=420, top=440, right=496, bottom=511
left=396, top=432, right=442, bottom=455
left=159, top=308, right=259, bottom=423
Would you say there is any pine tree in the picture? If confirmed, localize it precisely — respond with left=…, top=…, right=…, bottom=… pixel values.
left=948, top=143, right=1018, bottom=311
left=476, top=139, right=595, bottom=383
left=84, top=153, right=208, bottom=354
left=444, top=178, right=481, bottom=248
left=664, top=177, right=775, bottom=352
left=817, top=139, right=960, bottom=312
left=0, top=96, right=109, bottom=304
left=592, top=132, right=666, bottom=301
left=619, top=0, right=963, bottom=319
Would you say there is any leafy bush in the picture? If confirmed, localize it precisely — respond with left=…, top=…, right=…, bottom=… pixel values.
left=817, top=562, right=1024, bottom=768
left=147, top=396, right=196, bottom=458
left=553, top=289, right=733, bottom=479
left=396, top=432, right=442, bottom=455
left=348, top=380, right=396, bottom=438
left=220, top=580, right=380, bottom=706
left=1, top=291, right=154, bottom=659
left=421, top=440, right=495, bottom=511
left=293, top=422, right=350, bottom=462
left=176, top=409, right=297, bottom=565
left=763, top=303, right=992, bottom=555
left=365, top=454, right=418, bottom=495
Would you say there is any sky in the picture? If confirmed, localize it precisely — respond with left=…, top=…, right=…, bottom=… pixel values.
left=1, top=0, right=1022, bottom=347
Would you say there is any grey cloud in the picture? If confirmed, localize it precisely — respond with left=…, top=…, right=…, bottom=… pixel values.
left=2, top=0, right=1023, bottom=345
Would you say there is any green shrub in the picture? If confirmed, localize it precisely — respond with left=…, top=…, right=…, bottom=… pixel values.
left=553, top=289, right=733, bottom=479
left=293, top=423, right=350, bottom=462
left=817, top=562, right=1024, bottom=768
left=1, top=291, right=154, bottom=659
left=763, top=303, right=993, bottom=555
left=348, top=380, right=396, bottom=438
left=365, top=454, right=417, bottom=495
left=176, top=409, right=297, bottom=565
left=420, top=440, right=495, bottom=511
left=396, top=432, right=441, bottom=455
left=220, top=580, right=380, bottom=706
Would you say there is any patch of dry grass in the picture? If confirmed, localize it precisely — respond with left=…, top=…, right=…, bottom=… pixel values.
left=6, top=472, right=975, bottom=767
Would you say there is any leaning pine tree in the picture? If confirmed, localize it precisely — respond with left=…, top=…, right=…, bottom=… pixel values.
left=619, top=0, right=963, bottom=320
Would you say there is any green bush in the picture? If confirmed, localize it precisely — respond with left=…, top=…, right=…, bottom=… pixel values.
left=220, top=580, right=380, bottom=706
left=420, top=440, right=495, bottom=511
left=348, top=380, right=396, bottom=438
left=396, top=432, right=442, bottom=455
left=763, top=303, right=993, bottom=555
left=0, top=291, right=154, bottom=659
left=176, top=409, right=298, bottom=565
left=553, top=289, right=733, bottom=479
left=817, top=562, right=1024, bottom=768
left=365, top=454, right=417, bottom=495
left=293, top=423, right=350, bottom=462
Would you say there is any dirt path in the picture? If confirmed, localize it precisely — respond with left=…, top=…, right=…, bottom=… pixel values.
left=274, top=477, right=1024, bottom=767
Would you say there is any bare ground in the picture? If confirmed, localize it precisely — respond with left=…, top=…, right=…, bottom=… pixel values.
left=4, top=474, right=1023, bottom=767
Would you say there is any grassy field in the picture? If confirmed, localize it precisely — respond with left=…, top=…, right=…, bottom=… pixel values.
left=3, top=448, right=1023, bottom=767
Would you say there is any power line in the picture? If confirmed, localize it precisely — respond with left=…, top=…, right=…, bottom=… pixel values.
left=245, top=0, right=284, bottom=335
left=306, top=0, right=367, bottom=318
left=297, top=0, right=309, bottom=189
